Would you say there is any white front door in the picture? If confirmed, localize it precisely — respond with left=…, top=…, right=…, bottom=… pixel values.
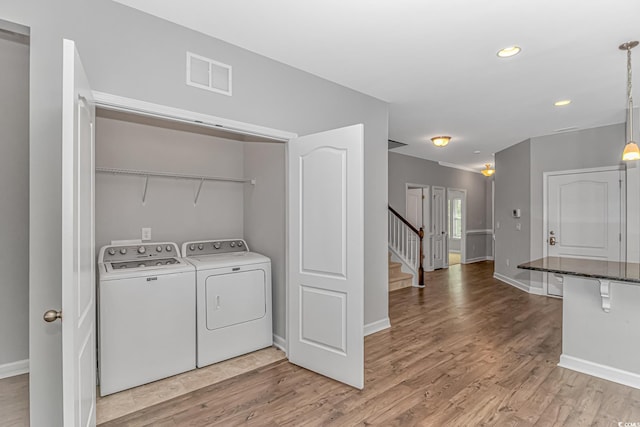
left=61, top=39, right=96, bottom=426
left=287, top=124, right=364, bottom=389
left=545, top=168, right=623, bottom=296
left=432, top=186, right=446, bottom=269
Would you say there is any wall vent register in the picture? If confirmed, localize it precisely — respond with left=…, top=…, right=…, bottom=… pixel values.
left=186, top=51, right=232, bottom=96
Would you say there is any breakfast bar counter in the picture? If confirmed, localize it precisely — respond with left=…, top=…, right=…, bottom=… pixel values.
left=518, top=257, right=640, bottom=389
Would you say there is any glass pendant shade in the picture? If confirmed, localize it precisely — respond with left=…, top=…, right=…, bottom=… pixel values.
left=623, top=141, right=640, bottom=161
left=481, top=163, right=495, bottom=177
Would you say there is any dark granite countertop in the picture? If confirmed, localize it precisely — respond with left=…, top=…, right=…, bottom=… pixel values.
left=517, top=257, right=640, bottom=284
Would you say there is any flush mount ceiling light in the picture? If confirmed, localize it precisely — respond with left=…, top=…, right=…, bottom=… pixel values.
left=620, top=41, right=640, bottom=161
left=431, top=136, right=451, bottom=147
left=497, top=46, right=521, bottom=58
left=554, top=99, right=572, bottom=107
left=481, top=163, right=495, bottom=177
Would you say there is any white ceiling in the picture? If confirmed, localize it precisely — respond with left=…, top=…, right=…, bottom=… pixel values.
left=113, top=0, right=640, bottom=171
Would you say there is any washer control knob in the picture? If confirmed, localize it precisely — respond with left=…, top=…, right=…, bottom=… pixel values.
left=197, top=244, right=204, bottom=250
left=165, top=245, right=173, bottom=252
left=156, top=261, right=163, bottom=266
left=213, top=242, right=221, bottom=249
left=137, top=246, right=146, bottom=254
left=189, top=244, right=195, bottom=251
left=237, top=241, right=244, bottom=247
left=230, top=241, right=236, bottom=247
left=138, top=263, right=145, bottom=268
left=120, top=248, right=127, bottom=255
left=108, top=248, right=116, bottom=256
left=156, top=246, right=163, bottom=252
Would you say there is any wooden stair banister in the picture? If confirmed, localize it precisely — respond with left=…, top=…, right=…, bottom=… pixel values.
left=388, top=205, right=425, bottom=287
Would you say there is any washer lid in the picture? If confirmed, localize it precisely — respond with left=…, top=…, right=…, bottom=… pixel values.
left=185, top=251, right=270, bottom=269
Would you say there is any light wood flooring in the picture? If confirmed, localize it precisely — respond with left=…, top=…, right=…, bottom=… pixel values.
left=101, top=261, right=640, bottom=426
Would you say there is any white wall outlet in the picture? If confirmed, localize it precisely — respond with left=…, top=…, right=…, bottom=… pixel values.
left=506, top=258, right=510, bottom=266
left=516, top=223, right=522, bottom=231
left=141, top=227, right=152, bottom=241
left=496, top=221, right=500, bottom=229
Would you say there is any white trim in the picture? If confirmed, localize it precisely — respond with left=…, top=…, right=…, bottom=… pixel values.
left=0, top=359, right=29, bottom=379
left=92, top=91, right=297, bottom=142
left=272, top=334, right=287, bottom=355
left=466, top=229, right=493, bottom=235
left=559, top=354, right=640, bottom=390
left=494, top=272, right=544, bottom=295
left=437, top=161, right=481, bottom=174
left=364, top=318, right=391, bottom=336
left=465, top=256, right=494, bottom=264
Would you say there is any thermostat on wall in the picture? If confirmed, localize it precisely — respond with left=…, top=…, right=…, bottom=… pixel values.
left=512, top=209, right=521, bottom=218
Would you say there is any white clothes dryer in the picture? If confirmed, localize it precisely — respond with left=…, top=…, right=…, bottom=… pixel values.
left=182, top=239, right=273, bottom=368
left=97, top=242, right=195, bottom=396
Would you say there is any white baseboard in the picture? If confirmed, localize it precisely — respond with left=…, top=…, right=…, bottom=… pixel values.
left=0, top=359, right=29, bottom=379
left=559, top=354, right=640, bottom=390
left=465, top=256, right=494, bottom=264
left=494, top=272, right=547, bottom=296
left=364, top=318, right=391, bottom=336
left=272, top=334, right=287, bottom=355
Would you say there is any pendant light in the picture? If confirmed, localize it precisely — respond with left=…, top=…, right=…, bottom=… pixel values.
left=621, top=41, right=640, bottom=161
left=481, top=163, right=495, bottom=177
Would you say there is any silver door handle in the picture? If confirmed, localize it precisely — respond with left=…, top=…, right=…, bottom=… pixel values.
left=43, top=310, right=62, bottom=323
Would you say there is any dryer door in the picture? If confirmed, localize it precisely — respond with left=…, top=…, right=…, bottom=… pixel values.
left=205, top=269, right=267, bottom=330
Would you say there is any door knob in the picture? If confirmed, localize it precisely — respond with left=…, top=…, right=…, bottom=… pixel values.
left=43, top=310, right=62, bottom=323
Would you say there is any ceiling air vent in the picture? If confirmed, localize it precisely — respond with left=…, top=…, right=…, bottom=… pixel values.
left=388, top=139, right=408, bottom=150
left=186, top=52, right=232, bottom=96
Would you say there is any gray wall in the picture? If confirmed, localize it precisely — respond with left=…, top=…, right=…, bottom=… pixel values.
left=494, top=139, right=532, bottom=285
left=243, top=142, right=286, bottom=339
left=0, top=1, right=389, bottom=423
left=388, top=152, right=492, bottom=261
left=0, top=32, right=29, bottom=367
left=528, top=123, right=625, bottom=289
left=95, top=113, right=245, bottom=250
left=494, top=124, right=625, bottom=290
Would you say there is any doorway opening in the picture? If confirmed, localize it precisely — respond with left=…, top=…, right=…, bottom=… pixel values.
left=0, top=19, right=30, bottom=426
left=447, top=189, right=466, bottom=266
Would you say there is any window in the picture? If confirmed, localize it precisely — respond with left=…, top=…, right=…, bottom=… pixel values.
left=449, top=198, right=462, bottom=239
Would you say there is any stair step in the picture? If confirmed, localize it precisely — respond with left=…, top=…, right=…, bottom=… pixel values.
left=389, top=272, right=413, bottom=291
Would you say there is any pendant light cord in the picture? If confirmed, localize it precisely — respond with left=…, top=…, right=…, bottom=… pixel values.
left=628, top=45, right=634, bottom=140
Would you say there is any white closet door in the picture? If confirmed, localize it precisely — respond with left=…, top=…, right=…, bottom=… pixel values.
left=287, top=124, right=364, bottom=389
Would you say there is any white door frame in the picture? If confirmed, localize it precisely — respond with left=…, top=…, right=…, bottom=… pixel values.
left=447, top=188, right=467, bottom=264
left=405, top=183, right=431, bottom=271
left=542, top=165, right=626, bottom=295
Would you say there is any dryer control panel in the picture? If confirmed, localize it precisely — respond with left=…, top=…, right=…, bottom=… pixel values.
left=182, top=239, right=249, bottom=257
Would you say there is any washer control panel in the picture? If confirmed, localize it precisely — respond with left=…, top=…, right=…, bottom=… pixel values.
left=182, top=239, right=249, bottom=257
left=99, top=242, right=179, bottom=263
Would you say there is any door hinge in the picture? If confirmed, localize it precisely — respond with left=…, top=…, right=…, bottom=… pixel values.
left=619, top=233, right=622, bottom=242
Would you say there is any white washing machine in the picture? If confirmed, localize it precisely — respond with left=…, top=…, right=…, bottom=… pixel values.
left=97, top=242, right=196, bottom=396
left=182, top=239, right=272, bottom=368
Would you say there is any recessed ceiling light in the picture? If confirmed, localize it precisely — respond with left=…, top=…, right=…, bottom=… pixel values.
left=473, top=150, right=481, bottom=154
left=497, top=46, right=521, bottom=58
left=554, top=99, right=572, bottom=107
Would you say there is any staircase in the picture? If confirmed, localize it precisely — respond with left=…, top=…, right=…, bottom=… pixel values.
left=389, top=253, right=414, bottom=291
left=388, top=205, right=425, bottom=291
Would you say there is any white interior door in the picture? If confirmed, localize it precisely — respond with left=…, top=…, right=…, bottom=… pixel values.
left=545, top=169, right=623, bottom=296
left=287, top=124, right=364, bottom=389
left=432, top=186, right=446, bottom=269
left=406, top=188, right=423, bottom=228
left=61, top=39, right=96, bottom=426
